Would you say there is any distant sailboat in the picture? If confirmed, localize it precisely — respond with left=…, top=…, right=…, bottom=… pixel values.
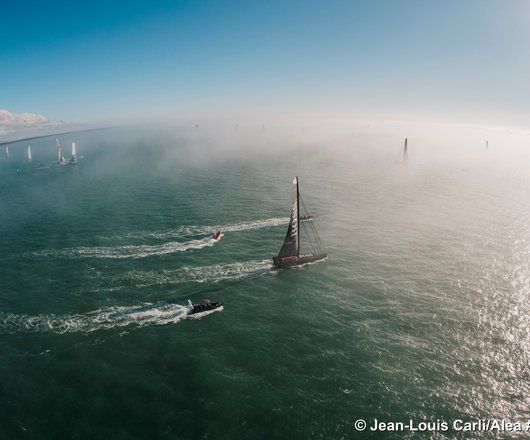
left=27, top=146, right=32, bottom=161
left=56, top=139, right=67, bottom=164
left=70, top=142, right=78, bottom=164
left=272, top=177, right=327, bottom=268
left=5, top=146, right=10, bottom=157
left=486, top=140, right=489, bottom=149
left=403, top=138, right=408, bottom=161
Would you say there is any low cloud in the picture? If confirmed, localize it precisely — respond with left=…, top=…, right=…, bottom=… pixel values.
left=0, top=108, right=105, bottom=144
left=0, top=108, right=49, bottom=131
left=0, top=108, right=67, bottom=142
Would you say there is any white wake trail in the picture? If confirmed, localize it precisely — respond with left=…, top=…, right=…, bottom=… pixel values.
left=32, top=217, right=288, bottom=259
left=36, top=237, right=217, bottom=259
left=105, top=259, right=273, bottom=288
left=0, top=302, right=221, bottom=334
left=123, top=217, right=289, bottom=240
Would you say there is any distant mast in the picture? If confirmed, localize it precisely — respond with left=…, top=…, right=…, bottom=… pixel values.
left=486, top=140, right=489, bottom=149
left=403, top=138, right=408, bottom=161
left=27, top=146, right=32, bottom=161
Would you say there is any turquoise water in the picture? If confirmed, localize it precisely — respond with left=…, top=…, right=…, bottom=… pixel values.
left=0, top=127, right=528, bottom=439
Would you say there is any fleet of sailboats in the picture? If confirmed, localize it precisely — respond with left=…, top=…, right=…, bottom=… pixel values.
left=0, top=130, right=506, bottom=287
left=0, top=137, right=81, bottom=165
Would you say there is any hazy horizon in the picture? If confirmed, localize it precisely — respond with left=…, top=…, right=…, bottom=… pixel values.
left=2, top=0, right=530, bottom=140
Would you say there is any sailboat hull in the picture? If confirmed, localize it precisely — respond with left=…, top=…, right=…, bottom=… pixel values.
left=273, top=253, right=327, bottom=268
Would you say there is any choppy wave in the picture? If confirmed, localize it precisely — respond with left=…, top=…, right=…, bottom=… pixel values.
left=102, top=259, right=273, bottom=288
left=35, top=237, right=217, bottom=259
left=0, top=302, right=222, bottom=334
left=121, top=217, right=289, bottom=240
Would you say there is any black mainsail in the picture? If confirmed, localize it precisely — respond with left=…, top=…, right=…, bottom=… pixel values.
left=273, top=177, right=326, bottom=268
left=403, top=138, right=408, bottom=161
left=277, top=177, right=300, bottom=258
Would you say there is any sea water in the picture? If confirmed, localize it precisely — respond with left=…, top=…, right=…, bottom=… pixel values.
left=0, top=125, right=528, bottom=439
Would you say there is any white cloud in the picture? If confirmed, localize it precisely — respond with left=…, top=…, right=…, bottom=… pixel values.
left=0, top=108, right=102, bottom=144
left=0, top=108, right=49, bottom=133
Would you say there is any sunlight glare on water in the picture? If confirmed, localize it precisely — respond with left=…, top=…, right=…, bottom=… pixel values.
left=0, top=125, right=528, bottom=438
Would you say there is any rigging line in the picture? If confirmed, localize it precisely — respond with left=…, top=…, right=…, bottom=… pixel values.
left=301, top=198, right=323, bottom=250
left=300, top=195, right=317, bottom=230
left=305, top=219, right=319, bottom=252
left=308, top=218, right=324, bottom=251
left=299, top=194, right=313, bottom=225
left=299, top=194, right=310, bottom=217
left=302, top=220, right=314, bottom=250
left=313, top=225, right=324, bottom=251
left=301, top=217, right=315, bottom=253
left=299, top=193, right=325, bottom=252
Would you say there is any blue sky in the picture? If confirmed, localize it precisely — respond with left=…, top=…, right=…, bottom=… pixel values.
left=1, top=0, right=529, bottom=128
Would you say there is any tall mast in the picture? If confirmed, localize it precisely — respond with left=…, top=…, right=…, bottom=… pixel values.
left=273, top=176, right=327, bottom=267
left=296, top=176, right=300, bottom=256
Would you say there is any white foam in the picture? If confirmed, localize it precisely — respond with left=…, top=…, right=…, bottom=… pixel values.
left=37, top=237, right=217, bottom=259
left=32, top=217, right=289, bottom=259
left=121, top=217, right=289, bottom=240
left=290, top=256, right=328, bottom=269
left=107, top=259, right=273, bottom=288
left=0, top=301, right=222, bottom=334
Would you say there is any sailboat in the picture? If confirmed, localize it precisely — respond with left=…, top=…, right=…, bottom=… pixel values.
left=403, top=138, right=408, bottom=161
left=69, top=142, right=78, bottom=164
left=272, top=177, right=327, bottom=268
left=5, top=146, right=10, bottom=157
left=27, top=146, right=32, bottom=161
left=56, top=139, right=67, bottom=164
